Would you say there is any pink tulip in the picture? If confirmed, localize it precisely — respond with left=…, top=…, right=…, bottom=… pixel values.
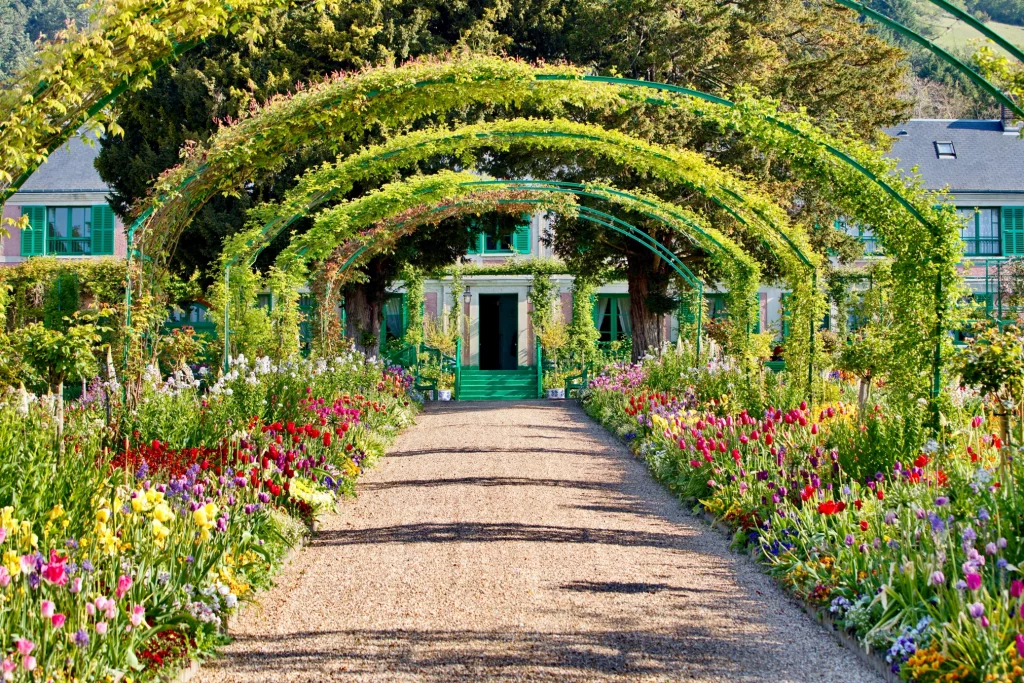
left=14, top=639, right=34, bottom=657
left=1011, top=580, right=1024, bottom=598
left=966, top=573, right=982, bottom=591
left=2, top=658, right=15, bottom=675
left=41, top=550, right=67, bottom=586
left=40, top=600, right=55, bottom=619
left=130, top=605, right=146, bottom=628
left=51, top=614, right=66, bottom=629
left=0, top=567, right=9, bottom=588
left=85, top=603, right=96, bottom=617
left=95, top=622, right=108, bottom=635
left=0, top=528, right=6, bottom=544
left=70, top=576, right=82, bottom=593
left=115, top=575, right=132, bottom=600
left=1017, top=634, right=1024, bottom=659
left=21, top=656, right=35, bottom=672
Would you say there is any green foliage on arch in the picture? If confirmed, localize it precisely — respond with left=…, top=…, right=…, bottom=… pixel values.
left=262, top=170, right=761, bottom=356
left=0, top=0, right=302, bottom=207
left=111, top=54, right=957, bottom=395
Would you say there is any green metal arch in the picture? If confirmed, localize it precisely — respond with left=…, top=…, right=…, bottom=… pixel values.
left=332, top=200, right=708, bottom=357
left=5, top=0, right=1023, bottom=211
left=830, top=0, right=1024, bottom=122
left=240, top=122, right=806, bottom=280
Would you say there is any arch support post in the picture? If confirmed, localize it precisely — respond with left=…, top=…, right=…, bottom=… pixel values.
left=809, top=270, right=817, bottom=405
left=223, top=266, right=231, bottom=375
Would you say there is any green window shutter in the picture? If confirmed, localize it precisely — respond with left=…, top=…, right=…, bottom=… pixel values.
left=91, top=204, right=115, bottom=255
left=513, top=221, right=531, bottom=254
left=1002, top=207, right=1024, bottom=256
left=467, top=231, right=483, bottom=254
left=20, top=206, right=46, bottom=257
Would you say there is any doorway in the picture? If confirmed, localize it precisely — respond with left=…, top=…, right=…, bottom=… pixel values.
left=478, top=294, right=519, bottom=370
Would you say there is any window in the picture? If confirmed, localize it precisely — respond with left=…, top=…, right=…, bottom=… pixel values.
left=467, top=218, right=531, bottom=255
left=935, top=141, right=956, bottom=159
left=837, top=218, right=880, bottom=256
left=484, top=233, right=514, bottom=253
left=256, top=293, right=273, bottom=311
left=957, top=208, right=1001, bottom=256
left=594, top=295, right=631, bottom=342
left=20, top=205, right=114, bottom=257
left=48, top=207, right=92, bottom=255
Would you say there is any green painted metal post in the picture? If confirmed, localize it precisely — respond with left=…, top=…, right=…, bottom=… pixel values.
left=809, top=270, right=817, bottom=405
left=223, top=266, right=231, bottom=375
left=933, top=271, right=943, bottom=400
left=696, top=284, right=703, bottom=362
left=455, top=337, right=462, bottom=401
left=537, top=341, right=544, bottom=399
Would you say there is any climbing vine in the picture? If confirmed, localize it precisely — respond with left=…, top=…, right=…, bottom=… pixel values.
left=267, top=173, right=761, bottom=355
left=0, top=0, right=305, bottom=213
left=402, top=266, right=425, bottom=349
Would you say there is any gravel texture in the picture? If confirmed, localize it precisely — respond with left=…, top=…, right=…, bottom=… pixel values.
left=198, top=401, right=881, bottom=682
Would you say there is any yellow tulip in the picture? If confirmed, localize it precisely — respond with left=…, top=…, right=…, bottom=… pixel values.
left=96, top=508, right=110, bottom=524
left=153, top=504, right=175, bottom=523
left=193, top=508, right=209, bottom=528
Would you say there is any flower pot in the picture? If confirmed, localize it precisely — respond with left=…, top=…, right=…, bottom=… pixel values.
left=424, top=390, right=434, bottom=401
left=546, top=388, right=566, bottom=400
left=437, top=389, right=452, bottom=401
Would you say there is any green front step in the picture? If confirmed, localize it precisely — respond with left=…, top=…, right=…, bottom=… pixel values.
left=457, top=368, right=539, bottom=400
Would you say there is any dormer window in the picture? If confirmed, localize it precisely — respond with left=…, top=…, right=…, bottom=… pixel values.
left=935, top=141, right=956, bottom=159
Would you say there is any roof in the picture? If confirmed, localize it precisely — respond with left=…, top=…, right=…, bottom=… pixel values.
left=884, top=119, right=1024, bottom=193
left=18, top=132, right=108, bottom=193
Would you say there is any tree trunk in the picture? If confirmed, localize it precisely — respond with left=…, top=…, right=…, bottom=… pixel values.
left=344, top=258, right=388, bottom=357
left=626, top=249, right=668, bottom=363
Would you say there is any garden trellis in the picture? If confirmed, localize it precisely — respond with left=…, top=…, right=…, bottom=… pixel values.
left=2, top=45, right=974, bottom=399
left=236, top=181, right=716, bottom=370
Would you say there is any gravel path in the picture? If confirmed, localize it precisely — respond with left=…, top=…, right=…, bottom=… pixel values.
left=198, top=401, right=881, bottom=682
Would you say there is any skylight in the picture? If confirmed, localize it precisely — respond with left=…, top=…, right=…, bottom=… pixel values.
left=935, top=141, right=956, bottom=159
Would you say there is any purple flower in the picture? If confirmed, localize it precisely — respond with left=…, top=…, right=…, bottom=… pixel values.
left=985, top=542, right=998, bottom=556
left=73, top=630, right=89, bottom=648
left=935, top=496, right=949, bottom=507
left=968, top=602, right=985, bottom=619
left=929, top=570, right=945, bottom=586
left=845, top=534, right=855, bottom=547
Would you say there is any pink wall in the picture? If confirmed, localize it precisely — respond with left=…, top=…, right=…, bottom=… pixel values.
left=1, top=205, right=21, bottom=260
left=424, top=292, right=438, bottom=319
left=560, top=292, right=572, bottom=324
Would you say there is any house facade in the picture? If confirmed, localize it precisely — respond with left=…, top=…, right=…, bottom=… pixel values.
left=869, top=114, right=1024, bottom=322
left=1, top=133, right=128, bottom=265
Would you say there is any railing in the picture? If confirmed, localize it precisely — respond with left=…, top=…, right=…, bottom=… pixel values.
left=536, top=341, right=543, bottom=398
left=455, top=338, right=462, bottom=401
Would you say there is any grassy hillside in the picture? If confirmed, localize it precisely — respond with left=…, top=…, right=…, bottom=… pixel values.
left=916, top=0, right=1024, bottom=57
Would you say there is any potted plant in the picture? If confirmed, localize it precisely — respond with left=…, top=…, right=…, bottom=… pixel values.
left=544, top=371, right=567, bottom=399
left=436, top=372, right=455, bottom=401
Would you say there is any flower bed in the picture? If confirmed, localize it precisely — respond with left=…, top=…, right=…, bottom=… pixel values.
left=0, top=352, right=417, bottom=681
left=582, top=355, right=1024, bottom=682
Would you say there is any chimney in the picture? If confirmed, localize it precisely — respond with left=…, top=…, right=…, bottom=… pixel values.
left=1001, top=103, right=1021, bottom=134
